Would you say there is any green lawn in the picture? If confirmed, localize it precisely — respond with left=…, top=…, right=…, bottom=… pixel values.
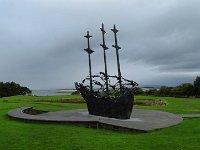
left=135, top=95, right=200, bottom=114
left=0, top=95, right=200, bottom=150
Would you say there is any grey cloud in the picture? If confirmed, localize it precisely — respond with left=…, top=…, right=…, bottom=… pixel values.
left=121, top=0, right=200, bottom=72
left=0, top=0, right=200, bottom=89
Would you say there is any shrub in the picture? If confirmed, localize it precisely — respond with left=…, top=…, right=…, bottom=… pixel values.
left=133, top=87, right=144, bottom=95
left=71, top=90, right=80, bottom=95
left=194, top=76, right=200, bottom=97
left=0, top=81, right=31, bottom=98
left=145, top=89, right=157, bottom=96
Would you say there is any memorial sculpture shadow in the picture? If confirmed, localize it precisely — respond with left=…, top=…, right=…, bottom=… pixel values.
left=75, top=24, right=138, bottom=119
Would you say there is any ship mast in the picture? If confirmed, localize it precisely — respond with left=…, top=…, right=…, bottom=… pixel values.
left=84, top=31, right=94, bottom=91
left=111, top=25, right=122, bottom=93
left=100, top=24, right=109, bottom=94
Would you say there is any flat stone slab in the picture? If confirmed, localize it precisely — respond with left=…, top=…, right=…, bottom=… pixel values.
left=8, top=107, right=183, bottom=132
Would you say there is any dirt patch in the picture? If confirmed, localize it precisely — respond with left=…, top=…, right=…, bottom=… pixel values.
left=23, top=107, right=48, bottom=115
left=34, top=99, right=85, bottom=103
left=135, top=99, right=167, bottom=106
left=34, top=99, right=167, bottom=106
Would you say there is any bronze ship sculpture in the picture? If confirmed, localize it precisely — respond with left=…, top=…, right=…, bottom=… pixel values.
left=75, top=24, right=138, bottom=119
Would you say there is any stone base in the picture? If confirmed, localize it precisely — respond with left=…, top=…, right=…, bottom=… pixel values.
left=8, top=107, right=183, bottom=132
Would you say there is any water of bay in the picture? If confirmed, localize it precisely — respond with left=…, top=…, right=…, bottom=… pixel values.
left=32, top=89, right=76, bottom=96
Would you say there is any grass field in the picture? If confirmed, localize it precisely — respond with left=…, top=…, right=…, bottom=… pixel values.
left=0, top=95, right=200, bottom=150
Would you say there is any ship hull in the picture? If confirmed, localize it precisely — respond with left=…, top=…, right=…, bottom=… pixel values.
left=84, top=93, right=134, bottom=119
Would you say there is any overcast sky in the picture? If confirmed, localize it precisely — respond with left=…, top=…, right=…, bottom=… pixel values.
left=0, top=0, right=200, bottom=90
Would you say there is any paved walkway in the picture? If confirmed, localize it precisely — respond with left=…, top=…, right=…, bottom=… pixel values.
left=8, top=107, right=183, bottom=132
left=179, top=114, right=200, bottom=118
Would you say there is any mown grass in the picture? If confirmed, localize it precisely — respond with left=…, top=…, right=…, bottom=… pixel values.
left=135, top=95, right=200, bottom=114
left=0, top=95, right=200, bottom=150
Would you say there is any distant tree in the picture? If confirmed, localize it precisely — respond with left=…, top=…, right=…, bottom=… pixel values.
left=172, top=83, right=194, bottom=97
left=21, top=86, right=32, bottom=95
left=157, top=86, right=173, bottom=96
left=193, top=76, right=200, bottom=97
left=0, top=82, right=31, bottom=98
left=145, top=88, right=157, bottom=96
left=133, top=87, right=144, bottom=95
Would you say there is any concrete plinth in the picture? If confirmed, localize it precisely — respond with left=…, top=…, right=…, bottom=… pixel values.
left=8, top=107, right=183, bottom=132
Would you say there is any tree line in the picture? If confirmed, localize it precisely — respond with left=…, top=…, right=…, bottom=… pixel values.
left=0, top=82, right=31, bottom=98
left=134, top=76, right=200, bottom=98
